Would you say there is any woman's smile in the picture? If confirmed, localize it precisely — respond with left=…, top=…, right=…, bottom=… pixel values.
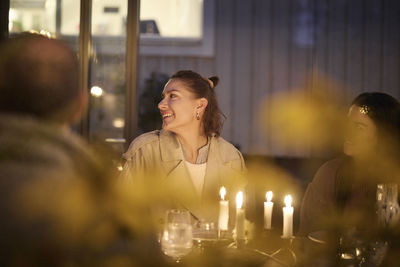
left=161, top=111, right=174, bottom=121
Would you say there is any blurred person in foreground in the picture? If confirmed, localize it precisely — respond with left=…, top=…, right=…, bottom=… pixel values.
left=300, top=92, right=400, bottom=235
left=0, top=34, right=163, bottom=266
left=121, top=70, right=248, bottom=226
left=299, top=93, right=400, bottom=267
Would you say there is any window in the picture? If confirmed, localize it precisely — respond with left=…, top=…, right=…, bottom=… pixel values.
left=88, top=0, right=128, bottom=145
left=7, top=0, right=213, bottom=151
left=8, top=0, right=128, bottom=153
left=140, top=0, right=202, bottom=38
left=9, top=0, right=80, bottom=36
left=139, top=0, right=215, bottom=57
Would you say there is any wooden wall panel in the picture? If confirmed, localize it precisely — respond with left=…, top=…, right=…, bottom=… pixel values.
left=230, top=0, right=254, bottom=152
left=268, top=0, right=292, bottom=156
left=363, top=0, right=384, bottom=93
left=346, top=0, right=364, bottom=97
left=327, top=0, right=346, bottom=91
left=290, top=0, right=314, bottom=157
left=215, top=0, right=235, bottom=141
left=197, top=58, right=215, bottom=78
left=159, top=57, right=179, bottom=75
left=382, top=0, right=400, bottom=99
left=249, top=0, right=273, bottom=155
left=314, top=0, right=329, bottom=77
left=176, top=57, right=198, bottom=72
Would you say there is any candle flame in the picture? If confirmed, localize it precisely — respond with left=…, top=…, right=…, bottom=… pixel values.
left=236, top=191, right=243, bottom=209
left=266, top=191, right=273, bottom=202
left=220, top=186, right=226, bottom=201
left=284, top=195, right=292, bottom=207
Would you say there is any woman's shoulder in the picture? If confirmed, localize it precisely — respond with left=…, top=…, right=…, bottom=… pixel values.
left=213, top=136, right=243, bottom=161
left=123, top=130, right=161, bottom=159
left=312, top=157, right=344, bottom=185
left=317, top=158, right=344, bottom=174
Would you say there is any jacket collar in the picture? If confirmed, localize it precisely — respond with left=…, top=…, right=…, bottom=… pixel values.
left=159, top=130, right=184, bottom=162
left=159, top=130, right=229, bottom=164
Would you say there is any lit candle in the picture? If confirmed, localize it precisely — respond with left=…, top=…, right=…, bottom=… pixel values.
left=282, top=195, right=294, bottom=238
left=235, top=191, right=245, bottom=239
left=264, top=191, right=274, bottom=229
left=218, top=186, right=229, bottom=231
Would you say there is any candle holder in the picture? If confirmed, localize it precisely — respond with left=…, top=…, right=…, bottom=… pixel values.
left=226, top=233, right=248, bottom=249
left=230, top=227, right=248, bottom=249
left=280, top=235, right=295, bottom=241
left=267, top=236, right=297, bottom=265
left=262, top=227, right=274, bottom=238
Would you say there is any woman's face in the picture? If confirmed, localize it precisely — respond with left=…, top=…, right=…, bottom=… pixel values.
left=343, top=104, right=378, bottom=158
left=158, top=79, right=205, bottom=134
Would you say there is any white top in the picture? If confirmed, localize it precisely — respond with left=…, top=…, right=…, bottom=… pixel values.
left=184, top=161, right=207, bottom=196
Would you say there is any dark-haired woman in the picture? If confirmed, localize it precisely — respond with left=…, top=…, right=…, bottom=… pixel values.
left=121, top=70, right=247, bottom=223
left=299, top=92, right=400, bottom=236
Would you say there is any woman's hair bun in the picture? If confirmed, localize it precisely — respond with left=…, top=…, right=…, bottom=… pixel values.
left=208, top=76, right=219, bottom=89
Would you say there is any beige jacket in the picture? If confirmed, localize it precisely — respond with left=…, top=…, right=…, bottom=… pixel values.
left=121, top=130, right=247, bottom=222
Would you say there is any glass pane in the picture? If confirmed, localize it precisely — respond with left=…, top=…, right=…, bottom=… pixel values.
left=88, top=0, right=127, bottom=154
left=92, top=0, right=127, bottom=36
left=60, top=1, right=80, bottom=35
left=9, top=0, right=80, bottom=37
left=140, top=0, right=203, bottom=38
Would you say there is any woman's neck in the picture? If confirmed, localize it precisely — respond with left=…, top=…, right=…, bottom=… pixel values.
left=176, top=130, right=208, bottom=164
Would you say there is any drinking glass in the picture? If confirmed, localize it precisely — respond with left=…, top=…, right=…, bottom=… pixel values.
left=192, top=221, right=218, bottom=251
left=376, top=183, right=400, bottom=228
left=161, top=209, right=193, bottom=262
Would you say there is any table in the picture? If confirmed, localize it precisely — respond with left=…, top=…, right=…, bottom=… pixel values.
left=162, top=229, right=302, bottom=267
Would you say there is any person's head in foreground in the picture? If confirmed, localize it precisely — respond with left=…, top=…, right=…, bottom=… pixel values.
left=344, top=92, right=400, bottom=163
left=158, top=70, right=224, bottom=138
left=0, top=34, right=162, bottom=266
left=0, top=33, right=86, bottom=125
left=299, top=93, right=400, bottom=266
left=337, top=92, right=400, bottom=226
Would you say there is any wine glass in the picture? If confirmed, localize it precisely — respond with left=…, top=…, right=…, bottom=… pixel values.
left=161, top=209, right=193, bottom=263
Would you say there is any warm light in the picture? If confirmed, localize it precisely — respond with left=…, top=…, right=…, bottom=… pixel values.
left=284, top=195, right=292, bottom=208
left=356, top=248, right=361, bottom=257
left=39, top=29, right=52, bottom=38
left=236, top=191, right=243, bottom=209
left=220, top=186, right=226, bottom=201
left=9, top=9, right=17, bottom=21
left=9, top=9, right=17, bottom=31
left=266, top=191, right=273, bottom=202
left=113, top=118, right=125, bottom=128
left=90, top=86, right=103, bottom=97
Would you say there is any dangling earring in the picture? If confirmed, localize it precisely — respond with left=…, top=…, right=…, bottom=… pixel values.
left=196, top=110, right=200, bottom=120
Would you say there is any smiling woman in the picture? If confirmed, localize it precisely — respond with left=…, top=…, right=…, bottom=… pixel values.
left=158, top=79, right=207, bottom=140
left=120, top=70, right=247, bottom=226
